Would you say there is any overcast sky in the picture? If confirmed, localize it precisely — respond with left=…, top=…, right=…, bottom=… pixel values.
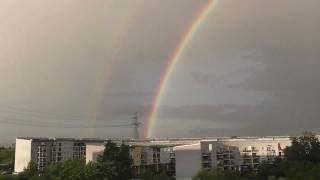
left=0, top=0, right=320, bottom=143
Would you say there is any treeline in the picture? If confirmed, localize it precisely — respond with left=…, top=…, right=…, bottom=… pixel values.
left=193, top=131, right=320, bottom=180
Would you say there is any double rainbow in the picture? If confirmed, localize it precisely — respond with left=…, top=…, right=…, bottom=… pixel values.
left=144, top=0, right=219, bottom=138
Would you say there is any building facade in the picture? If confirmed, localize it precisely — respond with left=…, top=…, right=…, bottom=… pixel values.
left=14, top=138, right=90, bottom=173
left=200, top=137, right=291, bottom=172
left=174, top=137, right=292, bottom=179
left=15, top=136, right=293, bottom=179
left=85, top=138, right=201, bottom=177
left=15, top=137, right=200, bottom=175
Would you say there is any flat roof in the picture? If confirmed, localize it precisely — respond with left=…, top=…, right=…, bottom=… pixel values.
left=17, top=137, right=105, bottom=142
left=173, top=143, right=200, bottom=151
left=16, top=135, right=304, bottom=143
left=16, top=137, right=202, bottom=146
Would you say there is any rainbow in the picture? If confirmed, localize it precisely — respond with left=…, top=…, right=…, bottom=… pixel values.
left=88, top=0, right=143, bottom=136
left=144, top=0, right=219, bottom=138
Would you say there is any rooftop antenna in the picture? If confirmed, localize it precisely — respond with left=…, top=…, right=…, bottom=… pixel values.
left=132, top=112, right=142, bottom=139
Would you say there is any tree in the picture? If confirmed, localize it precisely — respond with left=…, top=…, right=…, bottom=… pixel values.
left=100, top=140, right=119, bottom=162
left=257, top=131, right=320, bottom=180
left=140, top=169, right=155, bottom=180
left=116, top=144, right=133, bottom=180
left=97, top=140, right=133, bottom=180
left=17, top=162, right=40, bottom=180
left=94, top=158, right=117, bottom=179
left=256, top=158, right=285, bottom=179
left=140, top=169, right=174, bottom=180
left=42, top=160, right=90, bottom=180
left=0, top=147, right=14, bottom=173
left=193, top=169, right=244, bottom=180
left=153, top=171, right=174, bottom=180
left=193, top=170, right=216, bottom=180
left=284, top=131, right=320, bottom=163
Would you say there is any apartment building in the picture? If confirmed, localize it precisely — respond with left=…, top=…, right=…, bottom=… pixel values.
left=175, top=137, right=292, bottom=180
left=200, top=137, right=291, bottom=171
left=15, top=137, right=200, bottom=175
left=15, top=136, right=293, bottom=179
left=86, top=138, right=201, bottom=177
left=14, top=137, right=92, bottom=173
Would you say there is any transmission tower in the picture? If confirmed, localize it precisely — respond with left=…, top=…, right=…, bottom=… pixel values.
left=132, top=112, right=142, bottom=139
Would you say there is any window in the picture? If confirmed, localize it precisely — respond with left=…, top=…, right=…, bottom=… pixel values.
left=267, top=145, right=273, bottom=151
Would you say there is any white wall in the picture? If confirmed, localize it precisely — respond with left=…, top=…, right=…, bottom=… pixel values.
left=85, top=142, right=104, bottom=164
left=14, top=139, right=32, bottom=173
left=175, top=144, right=201, bottom=180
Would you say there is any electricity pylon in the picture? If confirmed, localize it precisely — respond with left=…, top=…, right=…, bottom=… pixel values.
left=132, top=112, right=142, bottom=139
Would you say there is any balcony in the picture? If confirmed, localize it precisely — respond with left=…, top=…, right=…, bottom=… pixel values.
left=243, top=155, right=253, bottom=159
left=243, top=148, right=259, bottom=152
left=202, top=160, right=212, bottom=165
left=202, top=153, right=211, bottom=157
left=202, top=163, right=212, bottom=169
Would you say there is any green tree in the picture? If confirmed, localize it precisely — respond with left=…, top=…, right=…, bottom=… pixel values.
left=257, top=131, right=320, bottom=180
left=257, top=159, right=285, bottom=179
left=153, top=171, right=174, bottom=180
left=42, top=160, right=89, bottom=180
left=17, top=162, right=40, bottom=180
left=0, top=147, right=14, bottom=173
left=140, top=169, right=155, bottom=180
left=284, top=131, right=320, bottom=163
left=140, top=169, right=174, bottom=180
left=94, top=158, right=117, bottom=179
left=117, top=144, right=133, bottom=180
left=193, top=170, right=216, bottom=180
left=97, top=140, right=132, bottom=180
left=193, top=169, right=244, bottom=180
left=100, top=140, right=119, bottom=162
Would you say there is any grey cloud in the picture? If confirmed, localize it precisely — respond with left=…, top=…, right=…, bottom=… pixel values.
left=1, top=0, right=320, bottom=142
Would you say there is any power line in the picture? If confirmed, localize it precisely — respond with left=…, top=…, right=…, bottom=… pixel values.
left=0, top=109, right=90, bottom=123
left=0, top=116, right=133, bottom=129
left=0, top=104, right=93, bottom=120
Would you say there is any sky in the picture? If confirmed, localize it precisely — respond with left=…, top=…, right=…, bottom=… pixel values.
left=0, top=0, right=320, bottom=142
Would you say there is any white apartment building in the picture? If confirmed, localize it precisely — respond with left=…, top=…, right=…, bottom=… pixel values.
left=15, top=136, right=294, bottom=179
left=86, top=138, right=201, bottom=177
left=14, top=137, right=90, bottom=173
left=175, top=137, right=292, bottom=180
left=15, top=137, right=200, bottom=176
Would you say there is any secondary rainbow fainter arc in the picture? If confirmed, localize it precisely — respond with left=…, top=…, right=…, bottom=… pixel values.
left=144, top=0, right=219, bottom=138
left=87, top=0, right=143, bottom=136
